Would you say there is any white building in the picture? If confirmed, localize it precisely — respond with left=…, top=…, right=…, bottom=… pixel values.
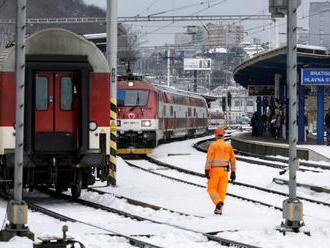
left=309, top=2, right=330, bottom=48
left=175, top=33, right=193, bottom=46
left=210, top=85, right=257, bottom=122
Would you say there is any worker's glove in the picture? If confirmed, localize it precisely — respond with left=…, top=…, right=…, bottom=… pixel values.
left=205, top=170, right=210, bottom=179
left=230, top=172, right=236, bottom=182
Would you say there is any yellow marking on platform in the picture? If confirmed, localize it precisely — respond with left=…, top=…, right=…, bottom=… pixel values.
left=118, top=148, right=153, bottom=155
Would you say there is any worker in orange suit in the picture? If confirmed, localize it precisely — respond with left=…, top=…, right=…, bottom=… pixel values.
left=205, top=128, right=236, bottom=215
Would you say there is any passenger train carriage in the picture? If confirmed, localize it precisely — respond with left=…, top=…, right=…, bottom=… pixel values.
left=0, top=28, right=110, bottom=197
left=117, top=78, right=208, bottom=154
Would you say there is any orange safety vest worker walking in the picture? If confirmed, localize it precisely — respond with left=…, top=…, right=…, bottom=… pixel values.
left=205, top=128, right=236, bottom=215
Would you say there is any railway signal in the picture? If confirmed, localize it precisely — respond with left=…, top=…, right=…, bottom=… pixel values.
left=227, top=92, right=232, bottom=108
left=221, top=97, right=226, bottom=112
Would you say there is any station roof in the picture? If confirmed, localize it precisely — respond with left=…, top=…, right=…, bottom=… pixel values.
left=234, top=45, right=330, bottom=88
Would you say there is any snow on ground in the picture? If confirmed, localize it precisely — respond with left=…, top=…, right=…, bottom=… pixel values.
left=145, top=136, right=330, bottom=247
left=1, top=136, right=330, bottom=247
left=150, top=137, right=330, bottom=202
left=0, top=200, right=133, bottom=248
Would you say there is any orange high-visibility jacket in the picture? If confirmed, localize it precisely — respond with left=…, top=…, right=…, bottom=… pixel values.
left=205, top=139, right=236, bottom=172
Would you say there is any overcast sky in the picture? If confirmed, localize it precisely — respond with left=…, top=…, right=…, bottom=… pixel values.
left=83, top=0, right=328, bottom=46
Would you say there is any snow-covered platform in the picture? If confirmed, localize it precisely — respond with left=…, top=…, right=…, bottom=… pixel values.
left=231, top=133, right=330, bottom=163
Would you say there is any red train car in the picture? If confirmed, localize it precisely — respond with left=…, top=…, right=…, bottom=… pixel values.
left=117, top=77, right=208, bottom=154
left=0, top=28, right=110, bottom=197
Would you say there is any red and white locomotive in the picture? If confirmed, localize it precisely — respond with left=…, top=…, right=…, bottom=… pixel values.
left=117, top=77, right=208, bottom=154
left=0, top=28, right=110, bottom=197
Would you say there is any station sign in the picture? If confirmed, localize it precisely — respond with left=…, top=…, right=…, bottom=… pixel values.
left=184, top=58, right=211, bottom=71
left=302, top=68, right=330, bottom=85
left=248, top=85, right=274, bottom=96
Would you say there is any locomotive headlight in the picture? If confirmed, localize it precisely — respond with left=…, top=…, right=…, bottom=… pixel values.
left=141, top=120, right=152, bottom=127
left=89, top=121, right=98, bottom=131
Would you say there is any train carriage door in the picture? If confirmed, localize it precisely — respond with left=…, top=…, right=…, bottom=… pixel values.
left=34, top=71, right=79, bottom=152
left=55, top=72, right=79, bottom=148
left=34, top=72, right=53, bottom=134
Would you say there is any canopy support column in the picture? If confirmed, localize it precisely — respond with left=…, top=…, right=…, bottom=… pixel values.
left=317, top=85, right=325, bottom=144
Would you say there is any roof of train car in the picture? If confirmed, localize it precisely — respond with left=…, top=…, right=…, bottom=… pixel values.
left=118, top=80, right=207, bottom=102
left=155, top=84, right=208, bottom=101
left=118, top=80, right=157, bottom=91
left=0, top=28, right=109, bottom=73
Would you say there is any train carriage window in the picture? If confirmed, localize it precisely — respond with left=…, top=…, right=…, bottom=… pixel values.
left=60, top=77, right=73, bottom=111
left=194, top=108, right=196, bottom=117
left=188, top=108, right=191, bottom=117
left=35, top=76, right=49, bottom=111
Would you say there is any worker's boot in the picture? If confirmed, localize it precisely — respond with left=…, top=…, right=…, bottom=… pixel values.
left=214, top=202, right=224, bottom=215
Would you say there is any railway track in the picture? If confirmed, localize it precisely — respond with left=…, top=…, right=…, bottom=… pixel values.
left=125, top=159, right=282, bottom=212
left=87, top=187, right=205, bottom=219
left=0, top=192, right=161, bottom=248
left=194, top=139, right=327, bottom=173
left=145, top=154, right=330, bottom=209
left=35, top=188, right=260, bottom=248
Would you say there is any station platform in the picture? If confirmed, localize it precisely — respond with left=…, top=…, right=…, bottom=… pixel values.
left=231, top=132, right=330, bottom=163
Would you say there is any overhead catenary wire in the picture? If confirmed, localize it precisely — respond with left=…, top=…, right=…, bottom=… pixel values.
left=145, top=0, right=230, bottom=36
left=135, top=0, right=160, bottom=17
left=147, top=0, right=220, bottom=17
left=246, top=6, right=330, bottom=37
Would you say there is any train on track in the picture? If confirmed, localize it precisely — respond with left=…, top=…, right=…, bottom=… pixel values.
left=0, top=28, right=110, bottom=197
left=117, top=77, right=209, bottom=154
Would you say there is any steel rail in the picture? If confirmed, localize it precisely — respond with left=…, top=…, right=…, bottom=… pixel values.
left=125, top=160, right=282, bottom=212
left=195, top=139, right=329, bottom=171
left=192, top=140, right=330, bottom=207
left=87, top=187, right=205, bottom=218
left=38, top=188, right=260, bottom=248
left=0, top=191, right=162, bottom=248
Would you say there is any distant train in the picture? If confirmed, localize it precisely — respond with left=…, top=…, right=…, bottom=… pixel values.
left=0, top=28, right=110, bottom=197
left=117, top=77, right=209, bottom=154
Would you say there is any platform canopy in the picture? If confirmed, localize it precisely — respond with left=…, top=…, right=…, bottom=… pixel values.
left=234, top=45, right=330, bottom=88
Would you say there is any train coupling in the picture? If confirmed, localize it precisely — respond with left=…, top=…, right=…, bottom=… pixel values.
left=33, top=225, right=86, bottom=248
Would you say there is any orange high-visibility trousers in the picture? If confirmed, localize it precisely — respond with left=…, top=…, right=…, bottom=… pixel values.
left=207, top=167, right=228, bottom=206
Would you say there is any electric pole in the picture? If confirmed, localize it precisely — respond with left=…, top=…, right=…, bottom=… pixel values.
left=284, top=0, right=304, bottom=232
left=0, top=0, right=34, bottom=241
left=269, top=0, right=306, bottom=234
left=167, top=50, right=171, bottom=87
left=107, top=0, right=118, bottom=186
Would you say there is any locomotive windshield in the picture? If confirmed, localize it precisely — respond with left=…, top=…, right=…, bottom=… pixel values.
left=117, top=89, right=149, bottom=107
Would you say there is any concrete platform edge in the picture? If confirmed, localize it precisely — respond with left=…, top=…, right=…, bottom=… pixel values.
left=231, top=133, right=330, bottom=163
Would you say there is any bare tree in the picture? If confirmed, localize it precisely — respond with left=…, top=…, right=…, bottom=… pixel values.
left=118, top=24, right=144, bottom=74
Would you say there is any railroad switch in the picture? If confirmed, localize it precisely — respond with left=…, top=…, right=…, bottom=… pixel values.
left=33, top=225, right=85, bottom=248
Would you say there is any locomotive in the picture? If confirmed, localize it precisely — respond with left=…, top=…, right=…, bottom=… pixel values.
left=117, top=76, right=209, bottom=154
left=0, top=28, right=110, bottom=197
